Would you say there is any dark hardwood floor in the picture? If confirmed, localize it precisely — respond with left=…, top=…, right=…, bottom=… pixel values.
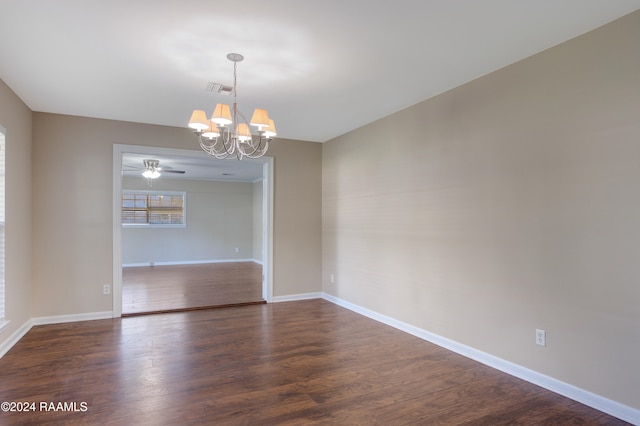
left=122, top=262, right=263, bottom=315
left=0, top=300, right=628, bottom=425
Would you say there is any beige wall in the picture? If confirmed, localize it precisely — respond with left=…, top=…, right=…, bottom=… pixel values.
left=0, top=79, right=33, bottom=341
left=31, top=114, right=322, bottom=316
left=122, top=177, right=255, bottom=264
left=323, top=11, right=640, bottom=410
left=268, top=138, right=323, bottom=296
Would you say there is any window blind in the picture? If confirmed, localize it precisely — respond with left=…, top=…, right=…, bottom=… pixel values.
left=122, top=191, right=185, bottom=226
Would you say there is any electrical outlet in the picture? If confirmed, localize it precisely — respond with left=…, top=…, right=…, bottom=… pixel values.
left=536, top=329, right=546, bottom=346
left=103, top=284, right=111, bottom=295
left=330, top=274, right=335, bottom=283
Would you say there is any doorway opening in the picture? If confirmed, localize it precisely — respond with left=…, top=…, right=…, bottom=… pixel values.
left=112, top=144, right=274, bottom=317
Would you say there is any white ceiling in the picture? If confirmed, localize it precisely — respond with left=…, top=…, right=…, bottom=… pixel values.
left=1, top=1, right=639, bottom=144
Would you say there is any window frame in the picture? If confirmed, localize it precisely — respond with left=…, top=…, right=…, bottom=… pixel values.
left=121, top=190, right=187, bottom=228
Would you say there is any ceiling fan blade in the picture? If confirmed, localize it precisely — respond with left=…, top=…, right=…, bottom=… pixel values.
left=124, top=159, right=186, bottom=176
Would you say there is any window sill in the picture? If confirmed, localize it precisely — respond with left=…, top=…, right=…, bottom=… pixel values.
left=122, top=224, right=186, bottom=229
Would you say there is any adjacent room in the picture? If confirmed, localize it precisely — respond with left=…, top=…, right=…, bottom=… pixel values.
left=119, top=151, right=267, bottom=315
left=0, top=1, right=638, bottom=424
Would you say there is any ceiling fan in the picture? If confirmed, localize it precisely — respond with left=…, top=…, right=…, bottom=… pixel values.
left=124, top=159, right=186, bottom=179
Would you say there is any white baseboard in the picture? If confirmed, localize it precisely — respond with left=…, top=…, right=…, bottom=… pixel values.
left=0, top=319, right=32, bottom=358
left=0, top=311, right=114, bottom=359
left=123, top=259, right=256, bottom=267
left=322, top=293, right=639, bottom=425
left=31, top=311, right=114, bottom=326
left=272, top=292, right=323, bottom=303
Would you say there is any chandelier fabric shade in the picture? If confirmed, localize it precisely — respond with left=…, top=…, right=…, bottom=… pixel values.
left=250, top=108, right=270, bottom=129
left=212, top=104, right=232, bottom=126
left=236, top=123, right=252, bottom=141
left=187, top=110, right=209, bottom=131
left=202, top=121, right=220, bottom=139
left=187, top=53, right=276, bottom=159
left=263, top=119, right=277, bottom=138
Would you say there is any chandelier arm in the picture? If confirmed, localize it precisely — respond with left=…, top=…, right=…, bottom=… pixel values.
left=237, top=139, right=261, bottom=157
left=198, top=127, right=238, bottom=159
left=199, top=135, right=225, bottom=158
left=218, top=127, right=237, bottom=156
left=238, top=136, right=270, bottom=158
left=251, top=138, right=269, bottom=157
left=244, top=144, right=269, bottom=158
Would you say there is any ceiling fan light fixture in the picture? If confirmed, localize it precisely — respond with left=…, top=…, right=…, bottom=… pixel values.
left=142, top=159, right=161, bottom=179
left=142, top=169, right=161, bottom=179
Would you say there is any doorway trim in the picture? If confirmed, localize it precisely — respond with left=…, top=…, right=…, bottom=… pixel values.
left=112, top=144, right=274, bottom=317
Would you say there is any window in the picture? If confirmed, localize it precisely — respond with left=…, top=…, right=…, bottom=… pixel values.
left=122, top=191, right=185, bottom=227
left=0, top=128, right=5, bottom=325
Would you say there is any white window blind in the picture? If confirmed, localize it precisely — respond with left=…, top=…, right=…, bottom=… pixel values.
left=122, top=190, right=185, bottom=227
left=0, top=129, right=5, bottom=322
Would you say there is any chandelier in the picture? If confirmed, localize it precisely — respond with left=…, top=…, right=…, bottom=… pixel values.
left=187, top=53, right=276, bottom=159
